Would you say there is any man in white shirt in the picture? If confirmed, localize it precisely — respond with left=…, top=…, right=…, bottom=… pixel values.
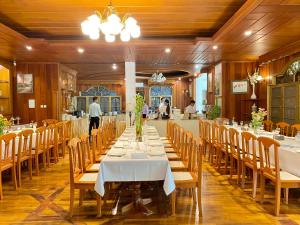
left=159, top=98, right=166, bottom=116
left=89, top=97, right=102, bottom=135
left=185, top=100, right=196, bottom=114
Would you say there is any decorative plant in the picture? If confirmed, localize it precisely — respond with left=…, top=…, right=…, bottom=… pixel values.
left=248, top=68, right=261, bottom=99
left=135, top=94, right=144, bottom=141
left=251, top=108, right=267, bottom=131
left=0, top=114, right=10, bottom=135
left=207, top=98, right=221, bottom=120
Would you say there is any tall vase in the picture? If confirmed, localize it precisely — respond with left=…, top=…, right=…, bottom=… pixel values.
left=135, top=113, right=142, bottom=142
left=251, top=83, right=257, bottom=99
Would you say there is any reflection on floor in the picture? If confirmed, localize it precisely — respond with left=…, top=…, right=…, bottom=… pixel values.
left=0, top=157, right=300, bottom=225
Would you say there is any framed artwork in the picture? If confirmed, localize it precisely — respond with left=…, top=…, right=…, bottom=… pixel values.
left=232, top=80, right=249, bottom=94
left=208, top=72, right=213, bottom=92
left=17, top=73, right=33, bottom=93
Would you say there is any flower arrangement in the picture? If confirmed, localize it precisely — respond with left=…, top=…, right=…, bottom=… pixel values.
left=135, top=94, right=144, bottom=141
left=251, top=108, right=267, bottom=131
left=248, top=68, right=260, bottom=86
left=0, top=114, right=10, bottom=135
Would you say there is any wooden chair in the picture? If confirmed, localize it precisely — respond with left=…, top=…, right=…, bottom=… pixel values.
left=68, top=138, right=102, bottom=217
left=171, top=136, right=203, bottom=216
left=0, top=133, right=17, bottom=199
left=263, top=120, right=273, bottom=132
left=56, top=122, right=65, bottom=158
left=291, top=124, right=300, bottom=137
left=91, top=129, right=105, bottom=163
left=16, top=129, right=33, bottom=187
left=170, top=131, right=190, bottom=171
left=217, top=125, right=230, bottom=173
left=241, top=131, right=259, bottom=199
left=81, top=134, right=100, bottom=173
left=215, top=117, right=228, bottom=125
left=116, top=121, right=126, bottom=138
left=166, top=125, right=182, bottom=161
left=229, top=128, right=242, bottom=184
left=34, top=126, right=47, bottom=175
left=42, top=119, right=58, bottom=126
left=203, top=120, right=212, bottom=160
left=258, top=136, right=300, bottom=216
left=45, top=124, right=57, bottom=165
left=276, top=122, right=289, bottom=136
left=210, top=123, right=220, bottom=166
left=63, top=120, right=72, bottom=143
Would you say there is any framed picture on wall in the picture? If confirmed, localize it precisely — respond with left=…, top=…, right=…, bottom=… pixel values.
left=208, top=72, right=213, bottom=92
left=17, top=73, right=33, bottom=93
left=232, top=80, right=248, bottom=94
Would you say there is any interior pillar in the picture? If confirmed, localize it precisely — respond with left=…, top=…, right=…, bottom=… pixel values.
left=125, top=61, right=136, bottom=126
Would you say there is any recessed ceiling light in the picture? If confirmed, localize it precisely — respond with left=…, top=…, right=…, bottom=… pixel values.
left=212, top=45, right=218, bottom=50
left=77, top=48, right=84, bottom=53
left=194, top=72, right=198, bottom=77
left=244, top=30, right=252, bottom=36
left=194, top=65, right=199, bottom=69
left=112, top=64, right=117, bottom=70
left=178, top=77, right=181, bottom=81
left=165, top=48, right=171, bottom=53
left=25, top=45, right=32, bottom=51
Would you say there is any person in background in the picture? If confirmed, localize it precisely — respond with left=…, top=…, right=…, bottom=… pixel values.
left=185, top=100, right=196, bottom=114
left=158, top=98, right=166, bottom=118
left=89, top=96, right=102, bottom=135
left=142, top=101, right=149, bottom=118
left=162, top=99, right=170, bottom=119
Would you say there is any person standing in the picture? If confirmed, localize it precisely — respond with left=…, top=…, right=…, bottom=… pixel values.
left=142, top=101, right=149, bottom=118
left=89, top=97, right=102, bottom=135
left=185, top=100, right=196, bottom=114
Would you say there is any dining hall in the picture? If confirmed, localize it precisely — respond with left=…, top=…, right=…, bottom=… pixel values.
left=0, top=0, right=300, bottom=224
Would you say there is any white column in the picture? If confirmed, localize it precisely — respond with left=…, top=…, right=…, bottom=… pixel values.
left=125, top=61, right=136, bottom=126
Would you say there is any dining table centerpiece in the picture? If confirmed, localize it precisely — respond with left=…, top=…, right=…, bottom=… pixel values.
left=0, top=114, right=10, bottom=135
left=251, top=108, right=267, bottom=133
left=135, top=94, right=144, bottom=141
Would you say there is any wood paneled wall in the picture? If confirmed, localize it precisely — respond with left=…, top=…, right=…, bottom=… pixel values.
left=13, top=63, right=59, bottom=125
left=172, top=79, right=193, bottom=112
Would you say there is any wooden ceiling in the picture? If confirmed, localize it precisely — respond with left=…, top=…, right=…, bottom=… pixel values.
left=0, top=0, right=300, bottom=80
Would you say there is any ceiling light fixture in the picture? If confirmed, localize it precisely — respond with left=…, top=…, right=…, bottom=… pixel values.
left=150, top=71, right=166, bottom=83
left=212, top=45, right=218, bottom=50
left=178, top=77, right=182, bottom=81
left=25, top=45, right=32, bottom=51
left=77, top=48, right=85, bottom=53
left=112, top=64, right=117, bottom=70
left=81, top=1, right=141, bottom=42
left=244, top=30, right=252, bottom=36
left=195, top=65, right=199, bottom=69
left=165, top=48, right=171, bottom=53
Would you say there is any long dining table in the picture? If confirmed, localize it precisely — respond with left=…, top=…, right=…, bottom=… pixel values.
left=227, top=125, right=300, bottom=177
left=94, top=125, right=175, bottom=197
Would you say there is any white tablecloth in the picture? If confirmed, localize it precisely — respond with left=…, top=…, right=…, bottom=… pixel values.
left=229, top=126, right=300, bottom=177
left=94, top=126, right=175, bottom=197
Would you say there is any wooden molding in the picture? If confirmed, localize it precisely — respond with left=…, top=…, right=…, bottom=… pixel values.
left=77, top=80, right=124, bottom=85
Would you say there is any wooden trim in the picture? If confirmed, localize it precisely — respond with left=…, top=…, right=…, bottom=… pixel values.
left=77, top=80, right=124, bottom=85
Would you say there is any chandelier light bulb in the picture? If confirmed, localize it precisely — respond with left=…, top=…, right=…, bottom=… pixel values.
left=89, top=31, right=100, bottom=40
left=88, top=14, right=101, bottom=26
left=131, top=25, right=141, bottom=38
left=105, top=34, right=115, bottom=42
left=120, top=29, right=130, bottom=42
left=81, top=20, right=91, bottom=35
left=125, top=17, right=137, bottom=27
left=108, top=14, right=121, bottom=23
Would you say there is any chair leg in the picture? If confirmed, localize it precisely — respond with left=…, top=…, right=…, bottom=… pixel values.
left=241, top=163, right=246, bottom=189
left=260, top=175, right=265, bottom=204
left=0, top=172, right=3, bottom=200
left=224, top=152, right=228, bottom=174
left=197, top=187, right=202, bottom=217
left=284, top=188, right=289, bottom=205
left=275, top=183, right=281, bottom=216
left=229, top=156, right=234, bottom=181
left=192, top=188, right=196, bottom=204
left=79, top=189, right=84, bottom=206
left=237, top=159, right=241, bottom=185
left=17, top=163, right=21, bottom=187
left=29, top=158, right=32, bottom=180
left=42, top=151, right=46, bottom=170
left=171, top=190, right=176, bottom=216
left=69, top=188, right=75, bottom=217
left=35, top=155, right=39, bottom=176
left=96, top=193, right=102, bottom=217
left=252, top=170, right=258, bottom=200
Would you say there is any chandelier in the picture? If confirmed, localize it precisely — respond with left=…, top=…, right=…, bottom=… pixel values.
left=150, top=71, right=166, bottom=83
left=81, top=1, right=141, bottom=42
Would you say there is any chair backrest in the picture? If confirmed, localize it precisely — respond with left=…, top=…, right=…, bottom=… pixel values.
left=17, top=129, right=33, bottom=161
left=263, top=120, right=273, bottom=132
left=199, top=119, right=204, bottom=138
left=276, top=122, right=289, bottom=135
left=56, top=121, right=64, bottom=143
left=42, top=119, right=58, bottom=126
left=68, top=138, right=83, bottom=185
left=63, top=120, right=72, bottom=139
left=80, top=134, right=92, bottom=172
left=116, top=121, right=126, bottom=138
left=97, top=127, right=105, bottom=154
left=35, top=126, right=46, bottom=154
left=219, top=125, right=229, bottom=149
left=229, top=128, right=240, bottom=157
left=190, top=136, right=203, bottom=180
left=241, top=131, right=258, bottom=167
left=46, top=124, right=57, bottom=148
left=212, top=123, right=220, bottom=144
left=291, top=124, right=300, bottom=137
left=215, top=117, right=228, bottom=125
left=257, top=136, right=280, bottom=182
left=0, top=133, right=16, bottom=164
left=91, top=129, right=99, bottom=163
left=203, top=120, right=212, bottom=143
